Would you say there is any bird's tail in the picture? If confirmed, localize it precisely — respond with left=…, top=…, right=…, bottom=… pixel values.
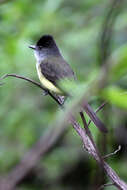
left=83, top=102, right=108, bottom=133
left=55, top=94, right=108, bottom=133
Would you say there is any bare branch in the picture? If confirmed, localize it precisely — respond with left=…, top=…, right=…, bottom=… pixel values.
left=0, top=74, right=46, bottom=90
left=79, top=111, right=104, bottom=165
left=103, top=145, right=121, bottom=159
left=0, top=74, right=62, bottom=106
left=70, top=117, right=127, bottom=190
left=79, top=113, right=127, bottom=189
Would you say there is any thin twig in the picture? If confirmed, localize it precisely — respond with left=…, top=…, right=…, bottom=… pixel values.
left=0, top=74, right=62, bottom=106
left=87, top=102, right=107, bottom=127
left=79, top=112, right=105, bottom=168
left=0, top=73, right=46, bottom=90
left=95, top=102, right=107, bottom=113
left=98, top=182, right=115, bottom=190
left=80, top=111, right=93, bottom=137
left=103, top=145, right=121, bottom=159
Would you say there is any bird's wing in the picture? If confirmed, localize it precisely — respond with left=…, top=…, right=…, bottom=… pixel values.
left=40, top=57, right=75, bottom=86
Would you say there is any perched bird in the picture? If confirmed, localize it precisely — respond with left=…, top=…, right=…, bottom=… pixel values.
left=29, top=34, right=107, bottom=133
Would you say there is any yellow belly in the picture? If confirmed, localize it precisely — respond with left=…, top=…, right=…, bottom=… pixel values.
left=36, top=64, right=62, bottom=94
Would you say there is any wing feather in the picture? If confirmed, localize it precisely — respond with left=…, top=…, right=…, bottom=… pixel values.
left=40, top=57, right=75, bottom=86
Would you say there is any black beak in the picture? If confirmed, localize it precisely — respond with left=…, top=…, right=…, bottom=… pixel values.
left=29, top=45, right=36, bottom=50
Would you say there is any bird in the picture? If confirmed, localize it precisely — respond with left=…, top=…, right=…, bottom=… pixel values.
left=29, top=34, right=107, bottom=133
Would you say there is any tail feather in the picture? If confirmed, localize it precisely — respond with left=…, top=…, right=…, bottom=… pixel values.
left=54, top=94, right=107, bottom=133
left=83, top=103, right=108, bottom=133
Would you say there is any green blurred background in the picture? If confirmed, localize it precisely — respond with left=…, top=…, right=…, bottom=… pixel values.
left=0, top=0, right=127, bottom=189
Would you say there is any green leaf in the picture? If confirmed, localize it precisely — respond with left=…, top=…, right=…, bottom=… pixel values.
left=102, top=86, right=127, bottom=109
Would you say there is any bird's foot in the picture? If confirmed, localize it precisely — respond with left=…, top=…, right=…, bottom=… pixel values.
left=43, top=90, right=48, bottom=96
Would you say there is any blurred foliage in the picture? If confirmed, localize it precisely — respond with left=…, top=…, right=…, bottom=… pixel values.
left=0, top=0, right=127, bottom=189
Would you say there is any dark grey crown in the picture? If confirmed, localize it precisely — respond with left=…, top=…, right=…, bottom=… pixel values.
left=36, top=35, right=57, bottom=48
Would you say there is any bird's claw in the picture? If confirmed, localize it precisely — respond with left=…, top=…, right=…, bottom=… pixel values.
left=43, top=90, right=48, bottom=96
